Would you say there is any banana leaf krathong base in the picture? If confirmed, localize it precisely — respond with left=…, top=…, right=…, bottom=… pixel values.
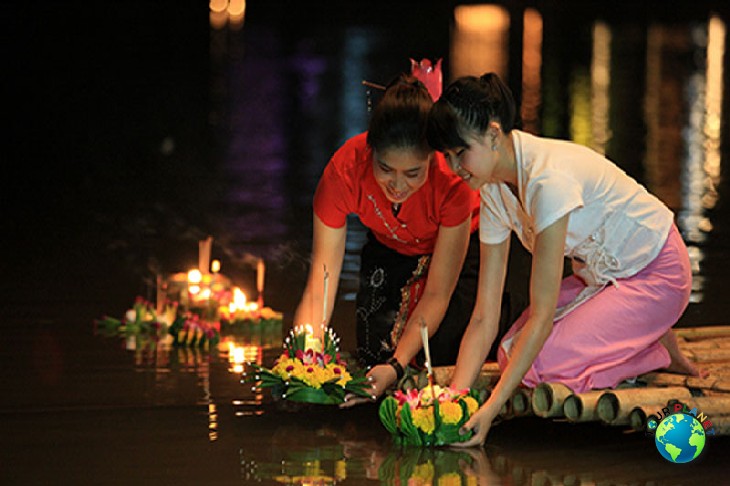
left=243, top=326, right=372, bottom=405
left=379, top=385, right=483, bottom=446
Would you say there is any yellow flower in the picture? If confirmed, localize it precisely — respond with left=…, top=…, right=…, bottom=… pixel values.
left=271, top=355, right=301, bottom=380
left=463, top=396, right=479, bottom=416
left=298, top=364, right=330, bottom=388
left=314, top=362, right=351, bottom=387
left=411, top=407, right=436, bottom=434
left=334, top=459, right=347, bottom=481
left=439, top=400, right=463, bottom=424
left=411, top=461, right=435, bottom=484
left=437, top=472, right=462, bottom=486
left=336, top=370, right=353, bottom=387
left=419, top=385, right=444, bottom=405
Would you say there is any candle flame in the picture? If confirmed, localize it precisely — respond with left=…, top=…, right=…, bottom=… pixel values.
left=230, top=287, right=247, bottom=313
left=188, top=269, right=202, bottom=283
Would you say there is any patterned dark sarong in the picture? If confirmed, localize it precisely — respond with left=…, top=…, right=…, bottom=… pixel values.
left=355, top=231, right=525, bottom=368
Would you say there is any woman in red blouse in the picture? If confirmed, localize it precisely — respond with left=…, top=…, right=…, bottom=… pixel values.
left=294, top=73, right=518, bottom=402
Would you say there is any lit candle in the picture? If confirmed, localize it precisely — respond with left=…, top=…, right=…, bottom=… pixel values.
left=257, top=258, right=265, bottom=307
left=304, top=324, right=321, bottom=353
left=199, top=236, right=213, bottom=275
left=420, top=318, right=433, bottom=378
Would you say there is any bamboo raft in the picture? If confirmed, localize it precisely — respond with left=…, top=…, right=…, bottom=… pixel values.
left=432, top=325, right=730, bottom=436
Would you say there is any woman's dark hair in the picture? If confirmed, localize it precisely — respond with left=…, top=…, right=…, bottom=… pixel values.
left=366, top=73, right=433, bottom=157
left=427, top=72, right=518, bottom=152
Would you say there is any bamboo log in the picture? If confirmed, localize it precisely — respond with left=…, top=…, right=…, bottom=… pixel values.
left=629, top=404, right=664, bottom=431
left=637, top=372, right=688, bottom=387
left=432, top=362, right=500, bottom=389
left=712, top=380, right=730, bottom=392
left=705, top=364, right=730, bottom=375
left=596, top=386, right=691, bottom=425
left=511, top=387, right=533, bottom=416
left=563, top=390, right=604, bottom=422
left=708, top=415, right=730, bottom=436
left=684, top=348, right=730, bottom=363
left=531, top=382, right=573, bottom=418
left=631, top=401, right=730, bottom=435
left=668, top=396, right=730, bottom=418
left=496, top=386, right=532, bottom=419
left=678, top=337, right=730, bottom=350
left=674, top=325, right=730, bottom=341
left=639, top=371, right=730, bottom=393
left=685, top=376, right=730, bottom=392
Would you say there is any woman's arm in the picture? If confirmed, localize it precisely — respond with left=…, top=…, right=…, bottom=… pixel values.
left=450, top=237, right=511, bottom=390
left=293, top=214, right=347, bottom=338
left=454, top=213, right=569, bottom=447
left=391, top=217, right=472, bottom=367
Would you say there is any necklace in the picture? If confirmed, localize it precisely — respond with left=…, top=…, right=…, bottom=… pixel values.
left=392, top=203, right=401, bottom=216
left=367, top=194, right=407, bottom=243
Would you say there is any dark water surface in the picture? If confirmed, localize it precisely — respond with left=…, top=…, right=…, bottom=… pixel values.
left=4, top=1, right=730, bottom=484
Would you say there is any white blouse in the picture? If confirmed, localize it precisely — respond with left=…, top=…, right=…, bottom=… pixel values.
left=480, top=130, right=674, bottom=316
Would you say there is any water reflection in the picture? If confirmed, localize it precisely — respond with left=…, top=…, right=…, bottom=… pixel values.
left=452, top=4, right=510, bottom=80
left=233, top=424, right=716, bottom=485
left=521, top=8, right=543, bottom=134
left=239, top=430, right=501, bottom=485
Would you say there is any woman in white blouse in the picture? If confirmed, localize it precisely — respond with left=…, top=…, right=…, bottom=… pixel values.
left=426, top=72, right=704, bottom=446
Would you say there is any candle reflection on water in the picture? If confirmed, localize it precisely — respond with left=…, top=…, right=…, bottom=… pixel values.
left=521, top=8, right=543, bottom=134
left=590, top=20, right=611, bottom=155
left=451, top=4, right=510, bottom=80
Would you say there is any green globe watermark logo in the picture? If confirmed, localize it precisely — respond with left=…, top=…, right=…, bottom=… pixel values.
left=646, top=400, right=715, bottom=464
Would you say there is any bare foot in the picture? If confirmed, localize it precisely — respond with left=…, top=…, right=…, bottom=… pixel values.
left=659, top=330, right=710, bottom=378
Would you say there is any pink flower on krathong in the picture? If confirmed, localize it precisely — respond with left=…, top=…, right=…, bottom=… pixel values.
left=296, top=349, right=317, bottom=365
left=286, top=365, right=295, bottom=373
left=410, top=58, right=443, bottom=101
left=437, top=387, right=469, bottom=403
left=394, top=389, right=420, bottom=408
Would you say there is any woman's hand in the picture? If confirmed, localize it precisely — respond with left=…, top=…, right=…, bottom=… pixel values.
left=451, top=403, right=499, bottom=447
left=339, top=364, right=397, bottom=408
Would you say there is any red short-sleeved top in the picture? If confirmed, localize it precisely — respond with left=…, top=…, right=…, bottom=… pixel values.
left=313, top=132, right=480, bottom=256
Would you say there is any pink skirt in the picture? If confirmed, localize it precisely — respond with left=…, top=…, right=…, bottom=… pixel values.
left=497, top=224, right=692, bottom=393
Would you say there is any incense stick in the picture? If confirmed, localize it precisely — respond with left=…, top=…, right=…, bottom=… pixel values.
left=361, top=80, right=386, bottom=91
left=420, top=318, right=435, bottom=391
left=322, top=264, right=329, bottom=326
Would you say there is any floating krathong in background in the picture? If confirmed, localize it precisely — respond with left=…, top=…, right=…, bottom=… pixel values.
left=95, top=236, right=283, bottom=352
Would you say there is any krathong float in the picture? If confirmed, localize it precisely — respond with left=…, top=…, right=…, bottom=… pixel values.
left=378, top=319, right=483, bottom=446
left=378, top=385, right=482, bottom=446
left=95, top=296, right=221, bottom=350
left=95, top=237, right=282, bottom=348
left=242, top=324, right=372, bottom=405
left=243, top=265, right=370, bottom=405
